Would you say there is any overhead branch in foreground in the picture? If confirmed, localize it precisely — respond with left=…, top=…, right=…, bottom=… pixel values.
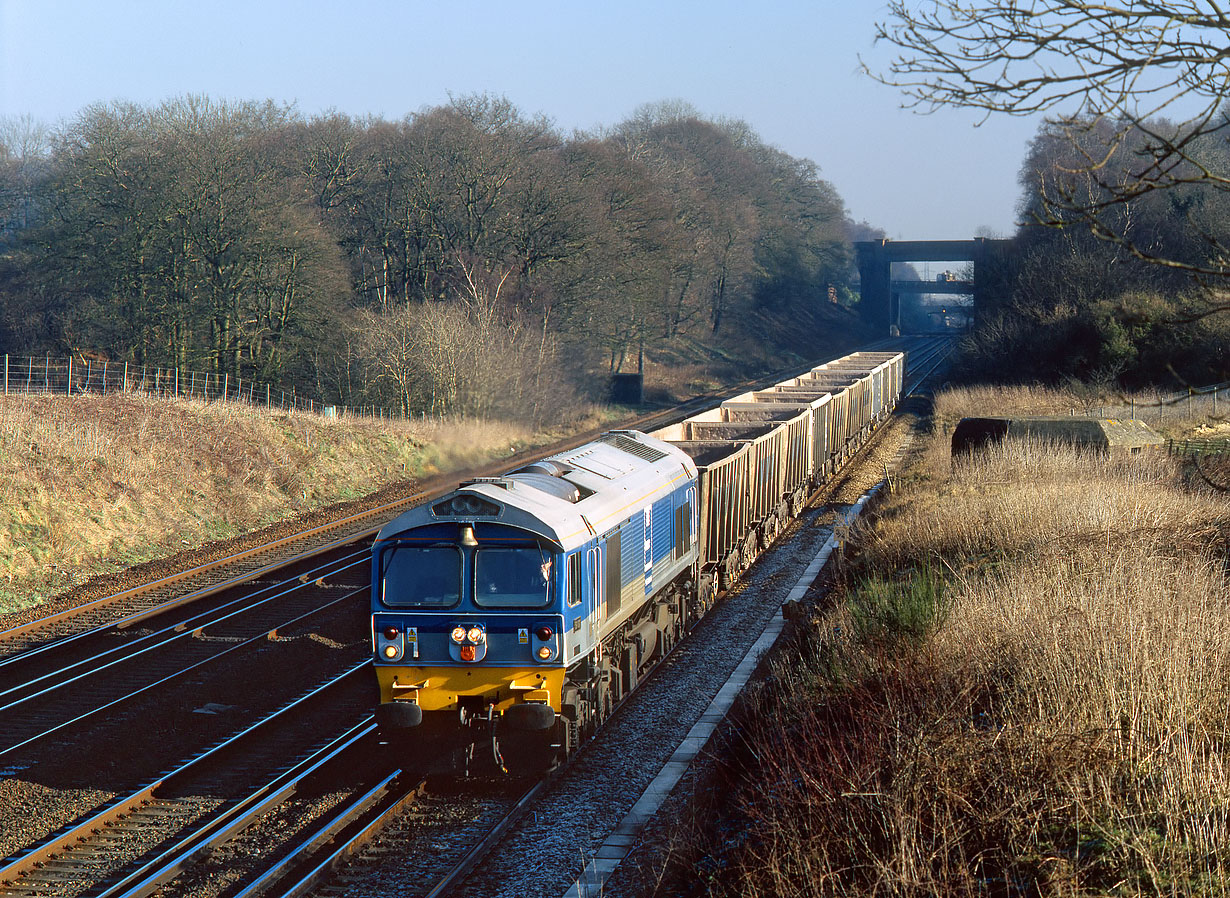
left=868, top=1, right=1230, bottom=290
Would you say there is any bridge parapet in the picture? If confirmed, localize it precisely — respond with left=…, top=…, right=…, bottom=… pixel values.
left=855, top=238, right=1011, bottom=334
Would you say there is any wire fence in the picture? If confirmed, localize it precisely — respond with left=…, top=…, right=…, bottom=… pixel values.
left=1050, top=382, right=1230, bottom=428
left=1168, top=438, right=1230, bottom=457
left=0, top=354, right=406, bottom=422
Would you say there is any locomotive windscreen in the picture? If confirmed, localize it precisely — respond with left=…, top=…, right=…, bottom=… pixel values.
left=381, top=546, right=461, bottom=607
left=474, top=547, right=553, bottom=608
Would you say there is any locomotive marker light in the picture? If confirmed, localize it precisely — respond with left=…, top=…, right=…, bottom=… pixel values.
left=376, top=623, right=404, bottom=661
left=532, top=623, right=559, bottom=663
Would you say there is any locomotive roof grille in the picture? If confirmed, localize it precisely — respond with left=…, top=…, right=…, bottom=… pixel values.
left=598, top=431, right=668, bottom=462
left=432, top=492, right=503, bottom=517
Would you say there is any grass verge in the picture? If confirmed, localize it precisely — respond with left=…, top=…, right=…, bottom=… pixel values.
left=0, top=392, right=585, bottom=613
left=660, top=392, right=1230, bottom=897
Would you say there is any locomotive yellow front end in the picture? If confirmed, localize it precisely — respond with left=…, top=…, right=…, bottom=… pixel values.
left=371, top=433, right=703, bottom=774
left=371, top=485, right=578, bottom=772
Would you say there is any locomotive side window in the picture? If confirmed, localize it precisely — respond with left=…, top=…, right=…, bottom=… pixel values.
left=567, top=552, right=583, bottom=607
left=381, top=546, right=461, bottom=608
left=474, top=547, right=553, bottom=608
left=675, top=499, right=692, bottom=559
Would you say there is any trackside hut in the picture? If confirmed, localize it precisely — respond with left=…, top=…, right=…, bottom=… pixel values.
left=952, top=416, right=1165, bottom=457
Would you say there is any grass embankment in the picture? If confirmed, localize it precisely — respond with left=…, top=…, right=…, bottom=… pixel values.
left=0, top=393, right=558, bottom=613
left=670, top=388, right=1230, bottom=896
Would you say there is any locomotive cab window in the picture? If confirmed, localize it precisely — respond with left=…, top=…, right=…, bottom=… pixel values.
left=475, top=546, right=553, bottom=608
left=381, top=545, right=461, bottom=608
left=567, top=552, right=583, bottom=607
left=675, top=500, right=692, bottom=559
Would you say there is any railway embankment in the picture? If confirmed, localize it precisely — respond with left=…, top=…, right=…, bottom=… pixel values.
left=631, top=388, right=1230, bottom=896
left=0, top=392, right=548, bottom=614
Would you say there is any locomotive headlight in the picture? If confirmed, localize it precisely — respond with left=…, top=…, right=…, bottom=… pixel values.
left=467, top=626, right=485, bottom=644
left=450, top=626, right=467, bottom=644
left=537, top=646, right=553, bottom=660
left=383, top=645, right=400, bottom=659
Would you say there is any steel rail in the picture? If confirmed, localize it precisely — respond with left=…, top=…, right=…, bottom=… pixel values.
left=95, top=721, right=380, bottom=898
left=421, top=779, right=550, bottom=898
left=0, top=583, right=368, bottom=761
left=0, top=550, right=368, bottom=706
left=0, top=661, right=372, bottom=887
left=231, top=772, right=420, bottom=898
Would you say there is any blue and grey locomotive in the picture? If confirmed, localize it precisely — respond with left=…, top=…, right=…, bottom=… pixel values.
left=372, top=430, right=700, bottom=772
left=370, top=349, right=906, bottom=773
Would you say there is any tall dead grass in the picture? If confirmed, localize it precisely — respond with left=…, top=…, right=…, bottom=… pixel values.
left=0, top=393, right=537, bottom=612
left=933, top=382, right=1225, bottom=439
left=669, top=409, right=1230, bottom=896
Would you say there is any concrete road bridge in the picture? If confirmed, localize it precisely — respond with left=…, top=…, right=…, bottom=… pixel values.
left=855, top=238, right=1012, bottom=334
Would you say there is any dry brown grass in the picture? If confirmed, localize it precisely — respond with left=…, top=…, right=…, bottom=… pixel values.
left=933, top=382, right=1228, bottom=440
left=665, top=391, right=1230, bottom=897
left=866, top=441, right=1220, bottom=572
left=0, top=393, right=539, bottom=612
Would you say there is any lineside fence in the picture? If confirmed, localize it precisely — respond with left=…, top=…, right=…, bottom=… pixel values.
left=0, top=354, right=406, bottom=422
left=1062, top=382, right=1230, bottom=428
left=1168, top=438, right=1230, bottom=457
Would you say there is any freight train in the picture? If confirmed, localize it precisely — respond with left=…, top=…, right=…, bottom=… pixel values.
left=371, top=350, right=904, bottom=773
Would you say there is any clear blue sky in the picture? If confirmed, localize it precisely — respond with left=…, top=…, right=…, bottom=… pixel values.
left=0, top=0, right=1040, bottom=242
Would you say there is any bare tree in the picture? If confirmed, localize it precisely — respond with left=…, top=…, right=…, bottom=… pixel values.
left=871, top=2, right=1230, bottom=292
left=0, top=114, right=50, bottom=235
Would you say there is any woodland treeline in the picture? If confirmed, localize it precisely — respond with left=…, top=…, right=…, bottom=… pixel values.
left=872, top=1, right=1230, bottom=391
left=0, top=97, right=865, bottom=421
left=963, top=116, right=1230, bottom=389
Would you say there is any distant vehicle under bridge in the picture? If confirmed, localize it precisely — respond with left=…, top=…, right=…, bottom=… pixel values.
left=855, top=238, right=1013, bottom=335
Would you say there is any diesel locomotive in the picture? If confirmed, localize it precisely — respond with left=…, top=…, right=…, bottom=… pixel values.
left=371, top=350, right=904, bottom=772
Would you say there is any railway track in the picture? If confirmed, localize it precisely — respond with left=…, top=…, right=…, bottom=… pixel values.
left=0, top=550, right=370, bottom=763
left=0, top=337, right=952, bottom=898
left=0, top=665, right=379, bottom=897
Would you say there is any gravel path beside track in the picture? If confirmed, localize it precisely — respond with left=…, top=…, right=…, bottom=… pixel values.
left=598, top=411, right=924, bottom=898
